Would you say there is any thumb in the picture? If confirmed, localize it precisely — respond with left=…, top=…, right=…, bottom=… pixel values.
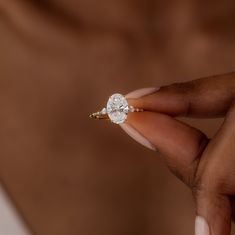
left=195, top=191, right=231, bottom=235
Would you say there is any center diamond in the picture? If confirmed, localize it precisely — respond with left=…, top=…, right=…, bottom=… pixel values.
left=106, top=94, right=129, bottom=124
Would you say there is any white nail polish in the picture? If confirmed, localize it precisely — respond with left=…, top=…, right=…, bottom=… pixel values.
left=121, top=87, right=160, bottom=150
left=125, top=87, right=160, bottom=99
left=195, top=216, right=210, bottom=235
left=120, top=123, right=156, bottom=151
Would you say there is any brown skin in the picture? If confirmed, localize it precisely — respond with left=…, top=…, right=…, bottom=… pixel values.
left=127, top=72, right=235, bottom=235
left=1, top=1, right=235, bottom=234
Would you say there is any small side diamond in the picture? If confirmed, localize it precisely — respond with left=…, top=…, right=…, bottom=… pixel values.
left=101, top=108, right=107, bottom=114
left=129, top=106, right=135, bottom=112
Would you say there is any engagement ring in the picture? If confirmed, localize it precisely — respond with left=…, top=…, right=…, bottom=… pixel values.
left=89, top=93, right=143, bottom=124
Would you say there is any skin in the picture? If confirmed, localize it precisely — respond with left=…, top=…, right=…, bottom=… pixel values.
left=127, top=72, right=235, bottom=235
left=1, top=1, right=235, bottom=234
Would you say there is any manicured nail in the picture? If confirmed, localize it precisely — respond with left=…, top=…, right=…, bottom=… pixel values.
left=121, top=87, right=159, bottom=150
left=125, top=87, right=160, bottom=99
left=195, top=216, right=210, bottom=235
left=120, top=123, right=156, bottom=151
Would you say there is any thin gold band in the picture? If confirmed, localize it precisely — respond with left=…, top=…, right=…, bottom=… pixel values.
left=89, top=113, right=109, bottom=120
left=89, top=106, right=144, bottom=120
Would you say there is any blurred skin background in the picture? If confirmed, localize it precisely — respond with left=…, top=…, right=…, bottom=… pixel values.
left=0, top=0, right=235, bottom=234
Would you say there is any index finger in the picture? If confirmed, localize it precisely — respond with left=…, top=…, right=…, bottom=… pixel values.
left=127, top=72, right=235, bottom=118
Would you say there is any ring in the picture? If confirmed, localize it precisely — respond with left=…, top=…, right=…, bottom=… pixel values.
left=89, top=93, right=144, bottom=124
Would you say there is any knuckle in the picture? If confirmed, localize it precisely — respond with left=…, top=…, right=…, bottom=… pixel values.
left=191, top=169, right=229, bottom=200
left=162, top=80, right=197, bottom=94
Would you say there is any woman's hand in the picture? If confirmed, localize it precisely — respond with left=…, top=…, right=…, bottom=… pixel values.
left=121, top=72, right=235, bottom=235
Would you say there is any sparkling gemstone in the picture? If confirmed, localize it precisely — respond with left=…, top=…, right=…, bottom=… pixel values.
left=101, top=108, right=107, bottom=114
left=106, top=94, right=129, bottom=124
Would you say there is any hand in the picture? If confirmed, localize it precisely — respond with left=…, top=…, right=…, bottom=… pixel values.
left=121, top=72, right=235, bottom=235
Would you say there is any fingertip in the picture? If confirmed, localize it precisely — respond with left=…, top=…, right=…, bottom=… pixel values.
left=120, top=122, right=156, bottom=151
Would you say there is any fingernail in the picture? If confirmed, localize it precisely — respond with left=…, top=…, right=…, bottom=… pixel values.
left=125, top=87, right=160, bottom=99
left=120, top=123, right=156, bottom=151
left=195, top=216, right=210, bottom=235
left=122, top=87, right=159, bottom=150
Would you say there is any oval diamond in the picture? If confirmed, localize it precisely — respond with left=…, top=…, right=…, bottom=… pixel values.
left=106, top=94, right=128, bottom=124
